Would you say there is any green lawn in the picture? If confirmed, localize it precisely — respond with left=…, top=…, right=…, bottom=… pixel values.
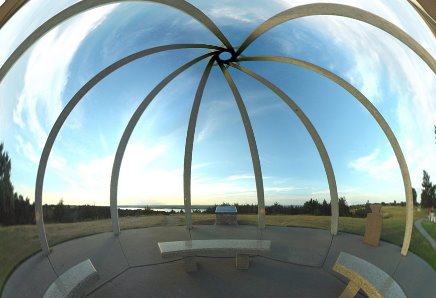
left=1, top=207, right=434, bottom=294
left=422, top=219, right=436, bottom=240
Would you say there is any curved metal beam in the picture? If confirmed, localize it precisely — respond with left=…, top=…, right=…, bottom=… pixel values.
left=217, top=61, right=266, bottom=229
left=236, top=3, right=436, bottom=73
left=0, top=0, right=233, bottom=83
left=110, top=52, right=215, bottom=235
left=34, top=44, right=220, bottom=255
left=0, top=0, right=28, bottom=29
left=183, top=58, right=215, bottom=230
left=230, top=62, right=339, bottom=235
left=238, top=56, right=413, bottom=256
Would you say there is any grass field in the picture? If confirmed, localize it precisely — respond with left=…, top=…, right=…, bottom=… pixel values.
left=0, top=206, right=434, bottom=294
left=422, top=219, right=436, bottom=240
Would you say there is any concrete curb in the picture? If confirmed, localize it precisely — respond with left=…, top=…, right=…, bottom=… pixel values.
left=414, top=219, right=436, bottom=250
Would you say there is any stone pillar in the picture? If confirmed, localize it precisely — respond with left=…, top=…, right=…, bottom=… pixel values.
left=363, top=204, right=383, bottom=247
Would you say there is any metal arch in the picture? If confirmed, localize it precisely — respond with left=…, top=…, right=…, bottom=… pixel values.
left=238, top=56, right=414, bottom=256
left=235, top=3, right=436, bottom=73
left=110, top=51, right=216, bottom=235
left=34, top=44, right=221, bottom=256
left=217, top=61, right=266, bottom=229
left=0, top=0, right=233, bottom=84
left=183, top=58, right=215, bottom=230
left=0, top=0, right=28, bottom=29
left=14, top=0, right=423, bottom=257
left=230, top=62, right=339, bottom=236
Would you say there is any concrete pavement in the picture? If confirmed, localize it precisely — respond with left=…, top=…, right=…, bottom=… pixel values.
left=3, top=224, right=435, bottom=297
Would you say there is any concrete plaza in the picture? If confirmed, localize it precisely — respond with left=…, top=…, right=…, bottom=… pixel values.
left=3, top=225, right=435, bottom=297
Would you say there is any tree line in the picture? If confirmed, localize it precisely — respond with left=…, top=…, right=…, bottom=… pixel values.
left=2, top=142, right=436, bottom=226
left=420, top=170, right=436, bottom=212
left=204, top=197, right=371, bottom=218
left=0, top=143, right=34, bottom=225
left=45, top=201, right=175, bottom=223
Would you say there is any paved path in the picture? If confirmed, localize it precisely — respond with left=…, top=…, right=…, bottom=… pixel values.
left=415, top=218, right=436, bottom=250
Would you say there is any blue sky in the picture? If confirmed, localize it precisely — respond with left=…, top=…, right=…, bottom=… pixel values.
left=0, top=0, right=435, bottom=206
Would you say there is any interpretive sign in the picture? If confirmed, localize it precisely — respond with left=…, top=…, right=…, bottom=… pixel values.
left=215, top=206, right=238, bottom=225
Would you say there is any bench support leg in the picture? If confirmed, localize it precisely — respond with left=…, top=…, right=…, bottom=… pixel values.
left=236, top=254, right=250, bottom=270
left=339, top=281, right=360, bottom=298
left=184, top=257, right=197, bottom=272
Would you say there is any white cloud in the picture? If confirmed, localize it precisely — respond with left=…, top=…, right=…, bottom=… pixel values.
left=99, top=132, right=110, bottom=153
left=42, top=139, right=169, bottom=205
left=7, top=0, right=435, bottom=206
left=191, top=175, right=303, bottom=204
left=192, top=162, right=213, bottom=170
left=226, top=174, right=255, bottom=181
left=265, top=186, right=301, bottom=192
left=15, top=135, right=38, bottom=164
left=273, top=0, right=436, bottom=196
left=47, top=154, right=68, bottom=171
left=12, top=4, right=117, bottom=155
left=273, top=0, right=428, bottom=41
left=208, top=7, right=263, bottom=24
left=348, top=149, right=379, bottom=170
left=206, top=0, right=276, bottom=24
left=6, top=4, right=118, bottom=204
left=102, top=141, right=169, bottom=204
left=275, top=0, right=433, bottom=103
left=270, top=0, right=435, bottom=104
left=310, top=187, right=359, bottom=196
left=225, top=174, right=275, bottom=182
left=196, top=99, right=234, bottom=143
left=348, top=149, right=399, bottom=181
left=122, top=142, right=168, bottom=172
left=248, top=101, right=285, bottom=117
left=9, top=5, right=119, bottom=202
left=191, top=179, right=255, bottom=202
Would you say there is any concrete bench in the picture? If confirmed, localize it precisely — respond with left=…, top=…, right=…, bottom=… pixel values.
left=43, top=259, right=99, bottom=298
left=333, top=252, right=405, bottom=298
left=158, top=239, right=271, bottom=272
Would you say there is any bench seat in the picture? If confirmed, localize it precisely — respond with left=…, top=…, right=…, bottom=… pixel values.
left=43, top=259, right=99, bottom=298
left=333, top=252, right=405, bottom=298
left=158, top=239, right=271, bottom=271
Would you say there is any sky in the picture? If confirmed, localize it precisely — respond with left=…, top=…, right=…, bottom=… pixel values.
left=0, top=0, right=435, bottom=207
